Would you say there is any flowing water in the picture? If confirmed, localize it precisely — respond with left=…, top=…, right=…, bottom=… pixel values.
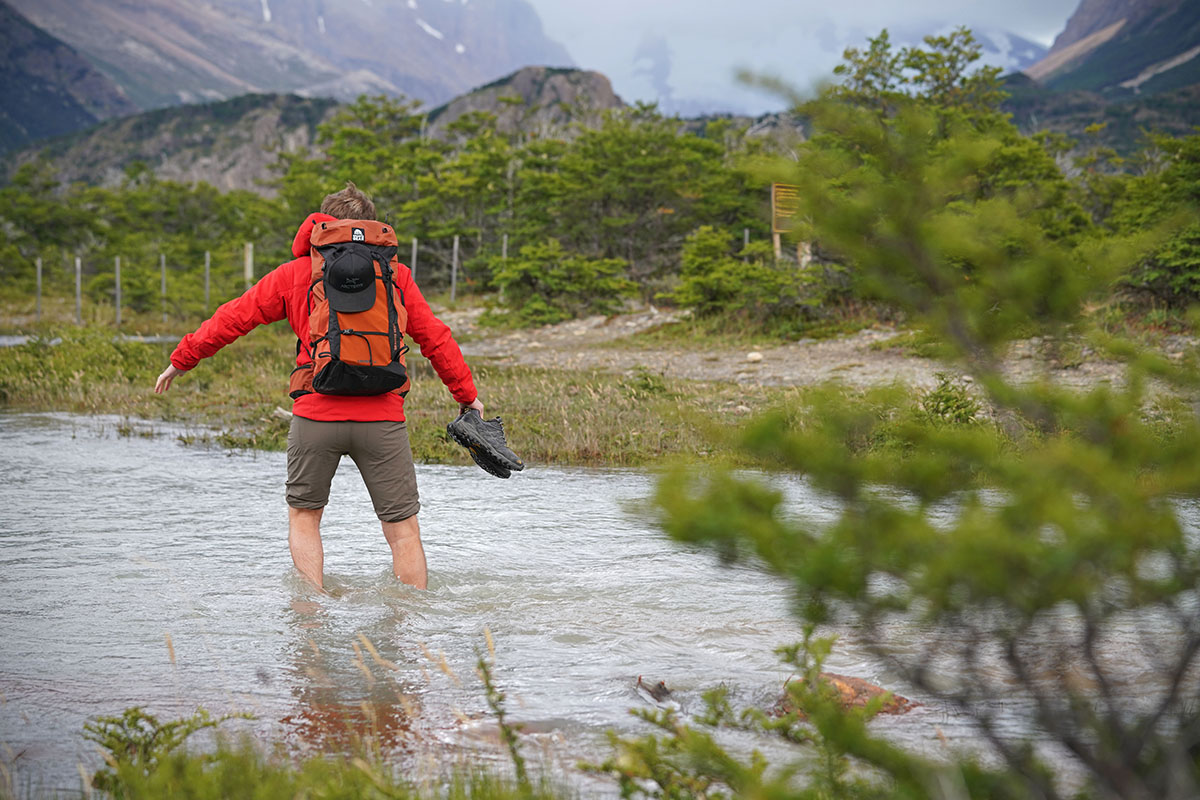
left=0, top=412, right=1192, bottom=794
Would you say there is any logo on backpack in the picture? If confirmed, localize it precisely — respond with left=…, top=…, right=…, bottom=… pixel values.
left=288, top=219, right=411, bottom=399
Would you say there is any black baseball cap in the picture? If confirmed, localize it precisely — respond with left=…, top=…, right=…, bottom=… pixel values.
left=325, top=246, right=377, bottom=313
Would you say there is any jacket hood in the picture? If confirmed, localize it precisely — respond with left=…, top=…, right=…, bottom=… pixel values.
left=291, top=212, right=338, bottom=258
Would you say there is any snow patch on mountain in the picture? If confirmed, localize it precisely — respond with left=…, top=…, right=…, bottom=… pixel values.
left=416, top=18, right=444, bottom=40
left=975, top=28, right=1048, bottom=71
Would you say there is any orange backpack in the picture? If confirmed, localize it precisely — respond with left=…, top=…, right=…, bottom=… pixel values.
left=288, top=219, right=410, bottom=398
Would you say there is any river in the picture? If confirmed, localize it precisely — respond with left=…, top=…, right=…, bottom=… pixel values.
left=2, top=411, right=1162, bottom=794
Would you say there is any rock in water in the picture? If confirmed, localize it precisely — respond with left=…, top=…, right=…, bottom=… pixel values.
left=772, top=672, right=919, bottom=717
left=636, top=675, right=673, bottom=703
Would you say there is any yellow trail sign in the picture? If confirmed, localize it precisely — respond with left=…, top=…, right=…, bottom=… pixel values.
left=771, top=183, right=800, bottom=233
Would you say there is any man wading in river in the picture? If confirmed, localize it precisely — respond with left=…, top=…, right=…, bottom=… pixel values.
left=153, top=182, right=482, bottom=591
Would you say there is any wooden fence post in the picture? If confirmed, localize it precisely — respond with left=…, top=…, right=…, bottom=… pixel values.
left=451, top=235, right=459, bottom=302
left=75, top=257, right=82, bottom=325
left=243, top=242, right=254, bottom=289
left=411, top=237, right=418, bottom=282
left=160, top=253, right=167, bottom=324
left=35, top=256, right=42, bottom=323
left=114, top=255, right=122, bottom=327
left=500, top=233, right=509, bottom=303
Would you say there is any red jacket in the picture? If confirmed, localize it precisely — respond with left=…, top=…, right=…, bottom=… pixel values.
left=170, top=212, right=477, bottom=422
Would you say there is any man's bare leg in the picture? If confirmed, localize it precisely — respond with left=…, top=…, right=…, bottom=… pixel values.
left=289, top=507, right=325, bottom=590
left=381, top=515, right=427, bottom=590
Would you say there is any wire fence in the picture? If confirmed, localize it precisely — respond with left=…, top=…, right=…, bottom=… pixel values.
left=14, top=234, right=484, bottom=328
left=9, top=226, right=804, bottom=329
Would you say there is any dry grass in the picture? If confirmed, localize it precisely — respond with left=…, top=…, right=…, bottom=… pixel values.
left=0, top=325, right=804, bottom=467
left=406, top=358, right=804, bottom=467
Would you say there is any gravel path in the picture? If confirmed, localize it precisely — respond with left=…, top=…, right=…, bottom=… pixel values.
left=438, top=306, right=1195, bottom=392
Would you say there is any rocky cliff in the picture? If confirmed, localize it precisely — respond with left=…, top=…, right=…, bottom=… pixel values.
left=1047, top=0, right=1152, bottom=53
left=426, top=67, right=624, bottom=138
left=1024, top=0, right=1199, bottom=94
left=8, top=94, right=337, bottom=194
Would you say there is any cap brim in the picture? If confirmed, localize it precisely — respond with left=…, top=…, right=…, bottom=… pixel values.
left=327, top=283, right=377, bottom=313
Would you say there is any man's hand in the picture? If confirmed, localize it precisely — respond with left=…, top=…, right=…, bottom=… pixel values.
left=154, top=364, right=188, bottom=394
left=460, top=397, right=484, bottom=415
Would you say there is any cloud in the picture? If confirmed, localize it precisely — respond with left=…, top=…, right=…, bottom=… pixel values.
left=528, top=0, right=1079, bottom=113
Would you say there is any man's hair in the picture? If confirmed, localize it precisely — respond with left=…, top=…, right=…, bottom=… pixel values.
left=320, top=181, right=376, bottom=220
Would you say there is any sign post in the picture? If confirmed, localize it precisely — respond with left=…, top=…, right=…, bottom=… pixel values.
left=770, top=183, right=800, bottom=261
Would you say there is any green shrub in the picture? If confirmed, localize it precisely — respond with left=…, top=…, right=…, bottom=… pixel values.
left=1122, top=223, right=1200, bottom=303
left=83, top=706, right=249, bottom=795
left=491, top=238, right=635, bottom=325
left=917, top=372, right=981, bottom=425
left=1111, top=134, right=1200, bottom=304
left=670, top=226, right=804, bottom=319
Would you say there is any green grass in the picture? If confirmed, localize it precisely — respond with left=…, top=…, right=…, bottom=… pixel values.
left=0, top=324, right=820, bottom=467
left=69, top=747, right=569, bottom=800
left=1090, top=295, right=1200, bottom=346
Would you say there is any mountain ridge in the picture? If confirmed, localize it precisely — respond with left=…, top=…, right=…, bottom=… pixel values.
left=3, top=65, right=809, bottom=195
left=7, top=93, right=337, bottom=194
left=5, top=0, right=574, bottom=112
left=4, top=67, right=626, bottom=194
left=0, top=0, right=138, bottom=154
left=1023, top=0, right=1200, bottom=95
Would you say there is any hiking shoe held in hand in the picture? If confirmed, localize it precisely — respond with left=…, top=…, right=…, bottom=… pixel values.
left=447, top=409, right=525, bottom=479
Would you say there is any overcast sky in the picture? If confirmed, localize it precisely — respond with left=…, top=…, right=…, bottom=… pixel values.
left=524, top=0, right=1081, bottom=114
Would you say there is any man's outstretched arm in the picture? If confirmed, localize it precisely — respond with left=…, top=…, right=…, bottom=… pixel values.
left=153, top=263, right=292, bottom=393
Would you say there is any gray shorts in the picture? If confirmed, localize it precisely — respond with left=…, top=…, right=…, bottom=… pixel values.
left=286, top=416, right=420, bottom=522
